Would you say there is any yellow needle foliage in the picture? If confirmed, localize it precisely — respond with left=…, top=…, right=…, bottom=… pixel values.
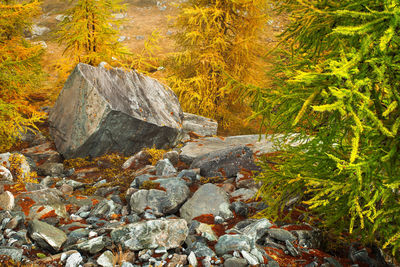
left=168, top=0, right=267, bottom=127
left=0, top=0, right=45, bottom=152
left=56, top=0, right=130, bottom=66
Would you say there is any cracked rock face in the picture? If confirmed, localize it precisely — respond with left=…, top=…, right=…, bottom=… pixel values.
left=49, top=63, right=183, bottom=159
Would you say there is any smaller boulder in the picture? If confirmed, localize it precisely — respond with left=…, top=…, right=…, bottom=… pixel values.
left=28, top=219, right=67, bottom=252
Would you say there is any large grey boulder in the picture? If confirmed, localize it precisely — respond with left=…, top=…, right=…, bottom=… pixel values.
left=110, top=219, right=188, bottom=250
left=49, top=63, right=183, bottom=159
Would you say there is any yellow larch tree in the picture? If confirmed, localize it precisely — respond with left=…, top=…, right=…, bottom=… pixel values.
left=168, top=0, right=267, bottom=127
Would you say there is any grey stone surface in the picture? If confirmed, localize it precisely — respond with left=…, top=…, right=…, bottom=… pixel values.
left=223, top=256, right=248, bottom=267
left=49, top=63, right=183, bottom=159
left=110, top=219, right=188, bottom=251
left=0, top=246, right=23, bottom=262
left=182, top=112, right=217, bottom=137
left=28, top=219, right=67, bottom=252
left=97, top=250, right=114, bottom=267
left=230, top=188, right=257, bottom=202
left=155, top=159, right=177, bottom=176
left=75, top=236, right=106, bottom=254
left=130, top=177, right=189, bottom=215
left=65, top=252, right=83, bottom=267
left=180, top=134, right=306, bottom=165
left=180, top=183, right=229, bottom=222
left=267, top=228, right=297, bottom=242
left=190, top=146, right=259, bottom=177
left=37, top=162, right=64, bottom=177
left=291, top=229, right=321, bottom=249
left=215, top=234, right=252, bottom=255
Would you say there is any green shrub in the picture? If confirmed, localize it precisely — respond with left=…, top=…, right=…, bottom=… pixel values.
left=251, top=0, right=400, bottom=256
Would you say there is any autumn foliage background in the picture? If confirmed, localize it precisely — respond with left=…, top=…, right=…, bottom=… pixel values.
left=1, top=0, right=400, bottom=261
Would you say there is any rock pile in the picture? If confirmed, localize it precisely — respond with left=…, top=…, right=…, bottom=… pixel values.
left=0, top=134, right=389, bottom=267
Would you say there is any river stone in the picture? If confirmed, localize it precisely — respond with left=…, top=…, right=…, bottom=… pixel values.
left=190, top=146, right=259, bottom=178
left=0, top=246, right=23, bottom=262
left=49, top=63, right=183, bottom=159
left=179, top=183, right=229, bottom=222
left=110, top=219, right=188, bottom=250
left=28, top=219, right=67, bottom=252
left=182, top=112, right=217, bottom=137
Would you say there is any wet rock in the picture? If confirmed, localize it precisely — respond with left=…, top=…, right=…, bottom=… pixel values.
left=180, top=183, right=229, bottom=222
left=28, top=219, right=67, bottom=252
left=182, top=112, right=218, bottom=137
left=97, top=250, right=114, bottom=267
left=215, top=234, right=252, bottom=255
left=49, top=63, right=183, bottom=159
left=0, top=191, right=14, bottom=211
left=155, top=159, right=177, bottom=176
left=190, top=146, right=259, bottom=178
left=0, top=246, right=23, bottom=262
left=267, top=228, right=297, bottom=242
left=110, top=219, right=188, bottom=250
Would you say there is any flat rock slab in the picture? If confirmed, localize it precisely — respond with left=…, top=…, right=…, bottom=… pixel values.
left=182, top=112, right=217, bottom=137
left=28, top=219, right=67, bottom=252
left=49, top=63, right=183, bottom=159
left=110, top=219, right=188, bottom=250
left=190, top=145, right=259, bottom=178
left=180, top=134, right=304, bottom=165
